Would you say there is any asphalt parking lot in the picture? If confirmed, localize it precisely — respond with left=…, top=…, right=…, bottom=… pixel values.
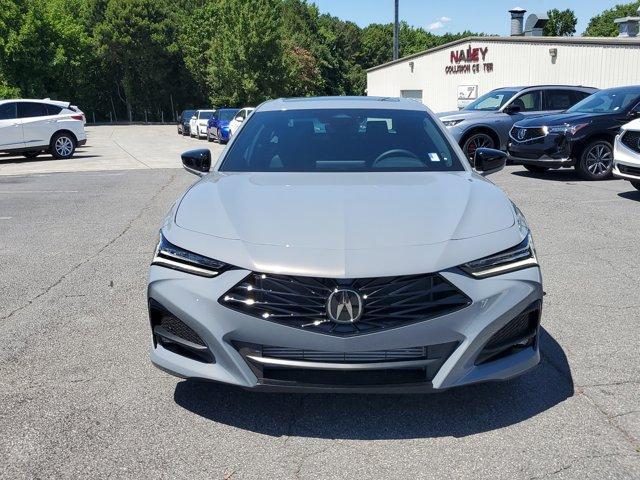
left=1, top=126, right=639, bottom=479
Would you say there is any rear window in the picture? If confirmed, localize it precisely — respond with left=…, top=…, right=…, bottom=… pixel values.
left=220, top=108, right=464, bottom=173
left=18, top=102, right=48, bottom=118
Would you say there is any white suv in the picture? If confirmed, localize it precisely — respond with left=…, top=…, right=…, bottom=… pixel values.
left=189, top=109, right=215, bottom=139
left=0, top=99, right=86, bottom=159
left=613, top=118, right=640, bottom=191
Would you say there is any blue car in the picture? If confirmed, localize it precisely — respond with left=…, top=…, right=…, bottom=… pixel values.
left=207, top=108, right=240, bottom=144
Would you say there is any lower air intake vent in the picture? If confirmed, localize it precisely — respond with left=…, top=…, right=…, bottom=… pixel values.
left=475, top=301, right=541, bottom=365
left=220, top=272, right=471, bottom=336
left=149, top=300, right=214, bottom=363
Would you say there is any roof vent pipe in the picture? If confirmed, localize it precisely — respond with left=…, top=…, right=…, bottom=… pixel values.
left=509, top=7, right=526, bottom=36
left=614, top=7, right=640, bottom=37
left=524, top=13, right=549, bottom=37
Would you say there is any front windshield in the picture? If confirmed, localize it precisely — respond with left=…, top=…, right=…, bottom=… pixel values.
left=219, top=109, right=239, bottom=122
left=464, top=89, right=517, bottom=111
left=199, top=111, right=215, bottom=119
left=220, top=108, right=464, bottom=173
left=567, top=88, right=640, bottom=114
left=182, top=110, right=195, bottom=119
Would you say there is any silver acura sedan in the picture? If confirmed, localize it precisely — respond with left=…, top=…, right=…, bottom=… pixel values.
left=148, top=96, right=543, bottom=393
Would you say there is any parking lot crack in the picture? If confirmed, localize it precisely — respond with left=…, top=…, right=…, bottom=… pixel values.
left=0, top=173, right=177, bottom=323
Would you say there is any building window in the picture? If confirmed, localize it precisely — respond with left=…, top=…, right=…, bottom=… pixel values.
left=400, top=90, right=423, bottom=102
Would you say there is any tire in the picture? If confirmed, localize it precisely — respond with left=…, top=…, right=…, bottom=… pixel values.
left=523, top=165, right=549, bottom=174
left=461, top=132, right=495, bottom=165
left=631, top=181, right=640, bottom=191
left=23, top=151, right=40, bottom=159
left=50, top=132, right=76, bottom=159
left=575, top=140, right=613, bottom=180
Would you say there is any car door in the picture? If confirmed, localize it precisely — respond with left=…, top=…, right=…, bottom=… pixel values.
left=18, top=102, right=53, bottom=148
left=0, top=102, right=24, bottom=150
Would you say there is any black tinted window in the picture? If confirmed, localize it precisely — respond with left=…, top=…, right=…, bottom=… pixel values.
left=220, top=108, right=463, bottom=173
left=0, top=102, right=16, bottom=120
left=543, top=90, right=574, bottom=110
left=46, top=104, right=63, bottom=115
left=18, top=102, right=48, bottom=118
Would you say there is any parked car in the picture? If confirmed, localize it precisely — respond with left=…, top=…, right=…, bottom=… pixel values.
left=148, top=96, right=543, bottom=393
left=438, top=85, right=596, bottom=163
left=189, top=109, right=216, bottom=139
left=0, top=98, right=86, bottom=159
left=508, top=86, right=640, bottom=180
left=228, top=107, right=255, bottom=137
left=613, top=118, right=640, bottom=191
left=206, top=108, right=239, bottom=144
left=177, top=109, right=196, bottom=136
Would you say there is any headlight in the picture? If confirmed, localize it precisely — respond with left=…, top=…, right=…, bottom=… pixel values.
left=543, top=123, right=588, bottom=136
left=460, top=233, right=537, bottom=278
left=152, top=233, right=228, bottom=277
left=442, top=119, right=463, bottom=127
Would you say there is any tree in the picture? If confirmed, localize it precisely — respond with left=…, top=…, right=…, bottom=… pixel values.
left=544, top=8, right=577, bottom=36
left=584, top=1, right=640, bottom=37
left=207, top=0, right=286, bottom=106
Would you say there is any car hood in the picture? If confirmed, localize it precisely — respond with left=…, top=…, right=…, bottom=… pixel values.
left=515, top=111, right=600, bottom=127
left=167, top=172, right=519, bottom=276
left=437, top=110, right=496, bottom=122
left=622, top=118, right=640, bottom=131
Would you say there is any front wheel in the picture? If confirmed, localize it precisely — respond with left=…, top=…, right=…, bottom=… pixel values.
left=50, top=133, right=76, bottom=159
left=576, top=140, right=613, bottom=180
left=523, top=165, right=549, bottom=174
left=631, top=181, right=640, bottom=191
left=461, top=133, right=495, bottom=165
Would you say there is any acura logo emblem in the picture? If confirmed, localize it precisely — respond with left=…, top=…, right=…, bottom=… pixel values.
left=517, top=128, right=526, bottom=141
left=326, top=289, right=363, bottom=324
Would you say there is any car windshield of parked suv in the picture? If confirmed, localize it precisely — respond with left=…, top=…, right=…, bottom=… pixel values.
left=463, top=89, right=518, bottom=111
left=182, top=110, right=195, bottom=120
left=567, top=87, right=640, bottom=114
left=218, top=109, right=239, bottom=122
left=220, top=108, right=464, bottom=172
left=199, top=111, right=215, bottom=119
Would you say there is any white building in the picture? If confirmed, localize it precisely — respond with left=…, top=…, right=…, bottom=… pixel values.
left=366, top=9, right=640, bottom=113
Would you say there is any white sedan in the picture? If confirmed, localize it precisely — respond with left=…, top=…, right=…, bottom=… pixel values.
left=189, top=110, right=215, bottom=139
left=228, top=107, right=254, bottom=137
left=613, top=118, right=640, bottom=191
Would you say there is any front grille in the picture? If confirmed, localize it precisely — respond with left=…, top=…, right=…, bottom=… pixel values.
left=510, top=126, right=546, bottom=143
left=220, top=272, right=471, bottom=336
left=476, top=301, right=541, bottom=365
left=236, top=341, right=459, bottom=386
left=621, top=130, right=640, bottom=154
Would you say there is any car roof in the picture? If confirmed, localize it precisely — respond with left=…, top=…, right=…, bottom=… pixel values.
left=491, top=85, right=597, bottom=92
left=258, top=96, right=429, bottom=112
left=0, top=98, right=70, bottom=107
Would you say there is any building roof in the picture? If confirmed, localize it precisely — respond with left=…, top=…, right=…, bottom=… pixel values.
left=366, top=35, right=640, bottom=73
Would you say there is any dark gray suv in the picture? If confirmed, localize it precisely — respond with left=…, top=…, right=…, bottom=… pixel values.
left=437, top=85, right=597, bottom=162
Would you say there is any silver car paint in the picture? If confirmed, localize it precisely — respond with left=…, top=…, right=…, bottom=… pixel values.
left=149, top=96, right=543, bottom=392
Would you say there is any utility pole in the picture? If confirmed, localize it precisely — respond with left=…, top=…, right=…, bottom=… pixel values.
left=393, top=0, right=399, bottom=60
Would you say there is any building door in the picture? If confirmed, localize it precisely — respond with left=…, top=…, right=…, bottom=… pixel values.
left=400, top=90, right=423, bottom=102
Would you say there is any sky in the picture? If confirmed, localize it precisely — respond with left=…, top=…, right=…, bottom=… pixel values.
left=311, top=0, right=620, bottom=36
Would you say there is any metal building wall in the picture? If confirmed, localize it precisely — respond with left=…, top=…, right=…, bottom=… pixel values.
left=366, top=38, right=640, bottom=113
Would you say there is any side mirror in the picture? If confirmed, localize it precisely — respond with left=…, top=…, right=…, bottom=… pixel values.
left=629, top=106, right=640, bottom=118
left=504, top=105, right=521, bottom=115
left=182, top=149, right=211, bottom=176
left=234, top=116, right=244, bottom=122
left=474, top=148, right=507, bottom=175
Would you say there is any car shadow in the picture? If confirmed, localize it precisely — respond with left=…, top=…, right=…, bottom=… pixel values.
left=173, top=328, right=573, bottom=440
left=618, top=190, right=640, bottom=201
left=0, top=153, right=100, bottom=164
left=510, top=168, right=587, bottom=182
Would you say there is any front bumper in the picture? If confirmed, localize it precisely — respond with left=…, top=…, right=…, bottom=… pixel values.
left=613, top=134, right=640, bottom=181
left=148, top=265, right=543, bottom=393
left=508, top=134, right=575, bottom=168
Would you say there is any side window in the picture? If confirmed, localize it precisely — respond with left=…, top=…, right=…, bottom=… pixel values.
left=511, top=91, right=542, bottom=112
left=17, top=102, right=48, bottom=118
left=46, top=104, right=63, bottom=115
left=543, top=90, right=573, bottom=110
left=0, top=102, right=17, bottom=120
left=238, top=110, right=246, bottom=120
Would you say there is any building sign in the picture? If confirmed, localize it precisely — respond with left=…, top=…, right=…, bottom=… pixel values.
left=445, top=45, right=493, bottom=75
left=457, top=85, right=478, bottom=109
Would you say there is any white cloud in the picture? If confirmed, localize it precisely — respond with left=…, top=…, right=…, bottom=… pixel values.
left=427, top=16, right=452, bottom=30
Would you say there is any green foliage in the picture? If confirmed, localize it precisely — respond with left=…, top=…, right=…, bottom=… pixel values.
left=544, top=9, right=577, bottom=36
left=0, top=0, right=485, bottom=117
left=584, top=1, right=640, bottom=36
